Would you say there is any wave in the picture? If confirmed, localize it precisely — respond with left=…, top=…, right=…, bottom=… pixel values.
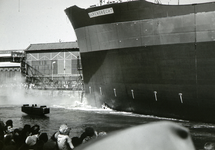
left=191, top=124, right=215, bottom=129
left=51, top=103, right=189, bottom=123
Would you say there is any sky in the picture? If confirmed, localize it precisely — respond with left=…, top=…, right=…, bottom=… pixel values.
left=0, top=0, right=213, bottom=50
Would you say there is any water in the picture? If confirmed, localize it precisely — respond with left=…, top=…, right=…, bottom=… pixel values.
left=1, top=84, right=215, bottom=150
left=0, top=104, right=215, bottom=150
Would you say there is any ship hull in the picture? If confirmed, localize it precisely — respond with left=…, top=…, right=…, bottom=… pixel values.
left=65, top=0, right=215, bottom=123
left=81, top=41, right=215, bottom=123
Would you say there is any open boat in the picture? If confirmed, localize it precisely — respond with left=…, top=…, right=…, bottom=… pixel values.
left=21, top=104, right=50, bottom=115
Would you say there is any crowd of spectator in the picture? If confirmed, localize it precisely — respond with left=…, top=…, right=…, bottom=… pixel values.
left=0, top=119, right=106, bottom=150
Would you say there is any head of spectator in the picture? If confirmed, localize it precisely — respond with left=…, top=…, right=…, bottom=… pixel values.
left=23, top=124, right=31, bottom=131
left=39, top=133, right=48, bottom=143
left=80, top=127, right=97, bottom=143
left=59, top=124, right=71, bottom=135
left=5, top=120, right=13, bottom=133
left=5, top=120, right=13, bottom=128
left=20, top=124, right=31, bottom=143
left=85, top=127, right=96, bottom=137
left=25, top=135, right=37, bottom=147
left=80, top=127, right=97, bottom=139
left=13, top=128, right=21, bottom=142
left=31, top=124, right=40, bottom=135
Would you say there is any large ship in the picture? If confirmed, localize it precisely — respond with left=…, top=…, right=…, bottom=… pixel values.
left=65, top=0, right=215, bottom=123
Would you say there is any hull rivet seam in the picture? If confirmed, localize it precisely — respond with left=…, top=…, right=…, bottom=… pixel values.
left=99, top=87, right=102, bottom=95
left=89, top=86, right=91, bottom=94
left=154, top=91, right=157, bottom=101
left=113, top=88, right=117, bottom=97
left=131, top=90, right=135, bottom=99
left=179, top=93, right=183, bottom=103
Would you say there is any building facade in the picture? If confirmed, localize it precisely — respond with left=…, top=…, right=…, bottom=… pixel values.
left=25, top=42, right=82, bottom=89
left=0, top=50, right=24, bottom=85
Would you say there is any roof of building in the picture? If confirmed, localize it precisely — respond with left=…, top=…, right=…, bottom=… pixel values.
left=0, top=54, right=11, bottom=57
left=25, top=41, right=79, bottom=52
left=0, top=62, right=20, bottom=68
left=0, top=50, right=24, bottom=54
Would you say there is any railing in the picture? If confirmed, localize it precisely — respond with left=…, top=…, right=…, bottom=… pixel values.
left=98, top=0, right=139, bottom=6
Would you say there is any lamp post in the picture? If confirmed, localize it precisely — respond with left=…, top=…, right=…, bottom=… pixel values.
left=52, top=61, right=56, bottom=81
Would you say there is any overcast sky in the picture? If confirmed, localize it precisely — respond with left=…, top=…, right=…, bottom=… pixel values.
left=0, top=0, right=213, bottom=50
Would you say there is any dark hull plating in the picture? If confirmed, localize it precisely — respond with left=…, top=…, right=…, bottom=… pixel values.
left=65, top=0, right=215, bottom=123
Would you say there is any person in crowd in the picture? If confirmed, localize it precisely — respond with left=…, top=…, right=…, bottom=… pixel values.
left=71, top=136, right=82, bottom=148
left=19, top=124, right=31, bottom=145
left=43, top=132, right=58, bottom=150
left=72, top=127, right=107, bottom=148
left=80, top=127, right=97, bottom=144
left=0, top=140, right=3, bottom=150
left=36, top=133, right=48, bottom=150
left=24, top=124, right=40, bottom=150
left=0, top=120, right=5, bottom=142
left=5, top=120, right=13, bottom=135
left=56, top=124, right=74, bottom=150
left=3, top=120, right=15, bottom=150
left=0, top=120, right=56, bottom=150
left=13, top=128, right=23, bottom=149
left=2, top=134, right=16, bottom=150
left=0, top=120, right=108, bottom=150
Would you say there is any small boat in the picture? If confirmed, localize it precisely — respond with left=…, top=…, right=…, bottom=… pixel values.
left=21, top=104, right=50, bottom=115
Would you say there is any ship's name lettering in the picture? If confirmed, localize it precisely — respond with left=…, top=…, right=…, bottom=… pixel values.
left=88, top=8, right=114, bottom=18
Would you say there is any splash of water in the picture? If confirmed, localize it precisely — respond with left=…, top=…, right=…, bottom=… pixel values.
left=0, top=74, right=85, bottom=107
